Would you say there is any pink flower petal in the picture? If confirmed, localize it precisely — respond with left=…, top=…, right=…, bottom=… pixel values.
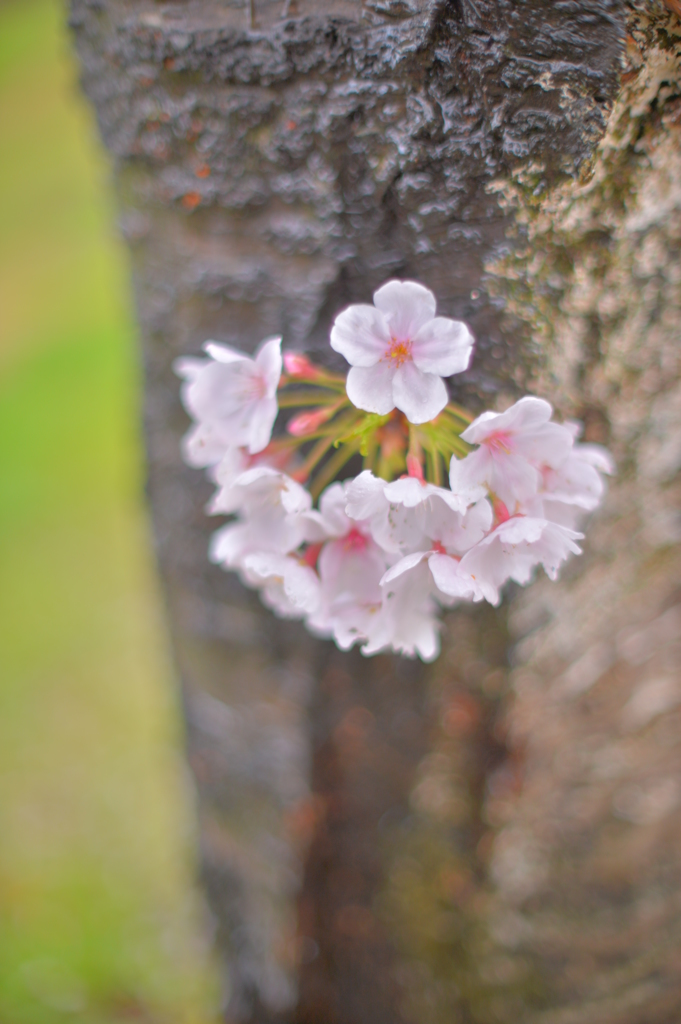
left=381, top=550, right=428, bottom=585
left=174, top=356, right=206, bottom=382
left=318, top=482, right=353, bottom=536
left=346, top=362, right=396, bottom=414
left=247, top=395, right=278, bottom=453
left=203, top=341, right=249, bottom=364
left=373, top=280, right=436, bottom=340
left=181, top=423, right=229, bottom=468
left=428, top=553, right=481, bottom=600
left=461, top=397, right=553, bottom=445
left=577, top=444, right=615, bottom=475
left=184, top=360, right=254, bottom=420
left=392, top=361, right=448, bottom=423
left=254, top=336, right=283, bottom=397
left=330, top=304, right=391, bottom=366
left=411, top=317, right=474, bottom=376
left=344, top=470, right=388, bottom=521
left=513, top=422, right=574, bottom=468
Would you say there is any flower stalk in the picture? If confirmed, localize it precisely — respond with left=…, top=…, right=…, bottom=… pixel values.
left=276, top=362, right=473, bottom=493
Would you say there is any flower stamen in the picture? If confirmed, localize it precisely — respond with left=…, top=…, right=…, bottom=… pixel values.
left=385, top=339, right=412, bottom=366
left=486, top=431, right=513, bottom=456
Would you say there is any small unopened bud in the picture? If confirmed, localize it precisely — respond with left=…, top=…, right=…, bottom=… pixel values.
left=288, top=407, right=334, bottom=437
left=283, top=352, right=320, bottom=379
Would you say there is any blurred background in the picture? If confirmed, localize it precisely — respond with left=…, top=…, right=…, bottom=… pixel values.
left=0, top=1, right=218, bottom=1019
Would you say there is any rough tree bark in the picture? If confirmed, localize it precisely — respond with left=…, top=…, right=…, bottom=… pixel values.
left=70, top=1, right=681, bottom=1022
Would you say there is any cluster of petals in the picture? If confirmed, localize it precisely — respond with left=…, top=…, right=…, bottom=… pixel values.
left=196, top=396, right=612, bottom=662
left=175, top=282, right=613, bottom=662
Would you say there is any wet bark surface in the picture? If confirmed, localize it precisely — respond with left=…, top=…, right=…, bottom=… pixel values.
left=69, top=1, right=681, bottom=1021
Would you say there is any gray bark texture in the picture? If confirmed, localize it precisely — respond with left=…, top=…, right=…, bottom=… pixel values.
left=70, top=1, right=681, bottom=1021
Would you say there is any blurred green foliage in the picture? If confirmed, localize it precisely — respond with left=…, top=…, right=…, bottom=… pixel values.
left=0, top=1, right=218, bottom=1020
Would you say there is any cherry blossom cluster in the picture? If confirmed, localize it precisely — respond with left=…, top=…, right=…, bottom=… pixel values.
left=176, top=281, right=613, bottom=662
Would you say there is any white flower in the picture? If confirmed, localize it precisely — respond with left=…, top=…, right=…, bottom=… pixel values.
left=330, top=280, right=474, bottom=424
left=306, top=486, right=392, bottom=651
left=454, top=397, right=575, bottom=510
left=241, top=553, right=321, bottom=619
left=209, top=467, right=315, bottom=569
left=427, top=553, right=485, bottom=603
left=309, top=535, right=440, bottom=662
left=540, top=443, right=615, bottom=511
left=383, top=475, right=481, bottom=516
left=315, top=481, right=357, bottom=539
left=380, top=497, right=493, bottom=603
left=344, top=471, right=427, bottom=553
left=180, top=422, right=233, bottom=468
left=308, top=527, right=390, bottom=650
left=364, top=559, right=441, bottom=662
left=211, top=465, right=308, bottom=517
left=205, top=446, right=250, bottom=511
left=344, top=469, right=391, bottom=521
left=457, top=515, right=583, bottom=606
left=176, top=336, right=282, bottom=461
left=344, top=470, right=485, bottom=555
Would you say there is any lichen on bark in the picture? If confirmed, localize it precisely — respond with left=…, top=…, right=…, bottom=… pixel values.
left=443, top=3, right=681, bottom=1020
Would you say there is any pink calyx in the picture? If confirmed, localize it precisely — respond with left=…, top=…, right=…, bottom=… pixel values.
left=491, top=496, right=511, bottom=524
left=343, top=528, right=369, bottom=553
left=431, top=541, right=462, bottom=564
left=302, top=543, right=323, bottom=569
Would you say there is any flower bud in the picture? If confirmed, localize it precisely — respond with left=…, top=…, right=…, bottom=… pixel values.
left=288, top=407, right=334, bottom=437
left=283, top=352, right=320, bottom=379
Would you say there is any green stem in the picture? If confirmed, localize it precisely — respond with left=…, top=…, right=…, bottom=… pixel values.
left=363, top=434, right=378, bottom=473
left=427, top=422, right=471, bottom=452
left=424, top=445, right=435, bottom=485
left=434, top=419, right=467, bottom=440
left=322, top=407, right=367, bottom=439
left=407, top=424, right=423, bottom=464
left=309, top=439, right=362, bottom=500
left=430, top=441, right=444, bottom=486
left=283, top=407, right=365, bottom=446
left=293, top=434, right=337, bottom=482
left=266, top=434, right=305, bottom=451
left=277, top=389, right=349, bottom=408
left=447, top=436, right=471, bottom=457
left=443, top=401, right=474, bottom=424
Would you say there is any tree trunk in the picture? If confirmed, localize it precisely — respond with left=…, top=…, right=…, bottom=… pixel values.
left=70, top=1, right=681, bottom=1021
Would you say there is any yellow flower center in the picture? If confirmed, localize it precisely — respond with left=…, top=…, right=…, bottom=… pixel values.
left=385, top=339, right=412, bottom=366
